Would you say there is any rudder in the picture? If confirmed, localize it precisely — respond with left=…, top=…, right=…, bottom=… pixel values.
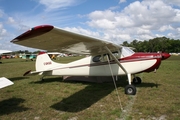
left=35, top=52, right=62, bottom=71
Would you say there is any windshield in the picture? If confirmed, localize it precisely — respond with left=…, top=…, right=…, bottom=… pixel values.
left=121, top=47, right=135, bottom=58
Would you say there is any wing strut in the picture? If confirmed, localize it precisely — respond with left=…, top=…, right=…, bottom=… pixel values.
left=104, top=46, right=136, bottom=95
left=104, top=46, right=129, bottom=77
left=106, top=55, right=123, bottom=111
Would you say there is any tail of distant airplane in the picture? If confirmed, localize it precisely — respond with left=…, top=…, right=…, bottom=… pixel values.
left=0, top=77, right=14, bottom=89
left=35, top=52, right=63, bottom=71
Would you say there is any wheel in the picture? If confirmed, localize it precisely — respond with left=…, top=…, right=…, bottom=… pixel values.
left=40, top=77, right=45, bottom=81
left=132, top=77, right=142, bottom=84
left=125, top=84, right=136, bottom=95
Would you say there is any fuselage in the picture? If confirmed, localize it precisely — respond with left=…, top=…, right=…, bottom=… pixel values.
left=49, top=52, right=170, bottom=76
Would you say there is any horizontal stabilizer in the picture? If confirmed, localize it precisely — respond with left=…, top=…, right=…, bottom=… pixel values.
left=23, top=70, right=52, bottom=76
left=0, top=77, right=14, bottom=89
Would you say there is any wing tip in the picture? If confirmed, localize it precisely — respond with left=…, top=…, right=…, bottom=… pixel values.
left=11, top=25, right=54, bottom=43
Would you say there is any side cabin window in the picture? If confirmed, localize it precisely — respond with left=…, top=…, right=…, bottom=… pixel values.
left=92, top=55, right=102, bottom=62
left=112, top=51, right=119, bottom=59
left=92, top=47, right=135, bottom=62
left=102, top=54, right=111, bottom=61
left=92, top=51, right=120, bottom=62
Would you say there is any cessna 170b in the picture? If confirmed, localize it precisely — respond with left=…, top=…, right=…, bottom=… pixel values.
left=11, top=25, right=170, bottom=95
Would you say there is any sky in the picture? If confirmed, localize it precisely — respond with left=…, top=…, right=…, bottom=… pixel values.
left=0, top=0, right=180, bottom=51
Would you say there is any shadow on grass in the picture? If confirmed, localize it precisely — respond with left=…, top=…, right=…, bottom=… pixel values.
left=0, top=97, right=30, bottom=115
left=136, top=82, right=161, bottom=88
left=30, top=76, right=160, bottom=87
left=29, top=77, right=63, bottom=84
left=50, top=83, right=116, bottom=112
left=8, top=77, right=29, bottom=81
left=29, top=76, right=160, bottom=112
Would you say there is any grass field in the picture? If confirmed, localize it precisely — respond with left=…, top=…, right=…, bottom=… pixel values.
left=0, top=56, right=180, bottom=120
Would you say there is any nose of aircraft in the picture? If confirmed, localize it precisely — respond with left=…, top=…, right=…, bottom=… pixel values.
left=161, top=53, right=171, bottom=60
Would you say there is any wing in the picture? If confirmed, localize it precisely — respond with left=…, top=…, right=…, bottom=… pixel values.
left=0, top=77, right=14, bottom=89
left=11, top=25, right=120, bottom=55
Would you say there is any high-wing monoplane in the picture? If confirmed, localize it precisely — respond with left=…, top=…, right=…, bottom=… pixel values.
left=0, top=50, right=14, bottom=89
left=11, top=25, right=170, bottom=95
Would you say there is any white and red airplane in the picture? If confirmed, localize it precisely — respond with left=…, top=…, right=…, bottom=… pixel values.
left=0, top=50, right=14, bottom=89
left=11, top=25, right=170, bottom=95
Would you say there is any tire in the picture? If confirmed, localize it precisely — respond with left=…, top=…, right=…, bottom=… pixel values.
left=125, top=84, right=136, bottom=95
left=132, top=77, right=142, bottom=84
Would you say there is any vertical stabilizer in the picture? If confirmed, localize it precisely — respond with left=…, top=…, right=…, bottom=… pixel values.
left=35, top=52, right=62, bottom=71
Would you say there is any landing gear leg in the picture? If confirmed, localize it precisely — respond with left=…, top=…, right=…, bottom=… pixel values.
left=125, top=73, right=136, bottom=95
left=104, top=46, right=136, bottom=95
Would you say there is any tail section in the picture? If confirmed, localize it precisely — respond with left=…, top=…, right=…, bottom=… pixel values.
left=36, top=52, right=63, bottom=71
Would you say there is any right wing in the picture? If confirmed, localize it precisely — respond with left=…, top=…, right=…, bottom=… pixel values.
left=0, top=77, right=14, bottom=89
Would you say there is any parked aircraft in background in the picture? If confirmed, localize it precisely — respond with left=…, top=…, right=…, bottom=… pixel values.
left=11, top=25, right=170, bottom=95
left=19, top=53, right=37, bottom=61
left=0, top=50, right=14, bottom=89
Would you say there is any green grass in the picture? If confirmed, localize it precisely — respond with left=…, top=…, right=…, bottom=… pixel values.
left=131, top=56, right=180, bottom=119
left=0, top=56, right=180, bottom=120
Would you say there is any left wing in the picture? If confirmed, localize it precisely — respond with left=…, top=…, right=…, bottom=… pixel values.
left=0, top=77, right=14, bottom=89
left=11, top=25, right=120, bottom=55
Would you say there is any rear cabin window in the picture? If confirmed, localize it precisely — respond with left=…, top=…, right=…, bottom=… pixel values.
left=92, top=55, right=102, bottom=62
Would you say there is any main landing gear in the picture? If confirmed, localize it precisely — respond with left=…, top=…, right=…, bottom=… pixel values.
left=104, top=46, right=141, bottom=95
left=125, top=84, right=136, bottom=95
left=124, top=74, right=142, bottom=95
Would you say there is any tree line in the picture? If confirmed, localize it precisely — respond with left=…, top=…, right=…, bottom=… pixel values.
left=122, top=37, right=180, bottom=53
left=11, top=50, right=41, bottom=55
